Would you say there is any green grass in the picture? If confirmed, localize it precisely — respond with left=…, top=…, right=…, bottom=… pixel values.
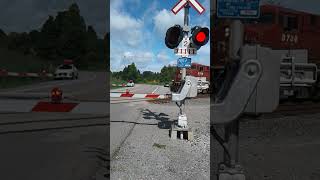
left=0, top=48, right=107, bottom=72
left=0, top=48, right=106, bottom=89
left=143, top=82, right=162, bottom=85
left=110, top=78, right=125, bottom=89
left=0, top=48, right=55, bottom=89
left=0, top=48, right=55, bottom=73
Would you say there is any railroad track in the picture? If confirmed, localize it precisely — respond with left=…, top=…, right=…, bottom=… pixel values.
left=241, top=101, right=320, bottom=120
left=0, top=115, right=108, bottom=134
left=275, top=101, right=320, bottom=115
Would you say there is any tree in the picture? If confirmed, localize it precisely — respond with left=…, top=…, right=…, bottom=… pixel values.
left=2, top=2, right=107, bottom=70
left=38, top=15, right=59, bottom=60
left=121, top=63, right=140, bottom=82
left=7, top=32, right=32, bottom=54
left=0, top=29, right=8, bottom=48
left=160, top=65, right=176, bottom=83
left=54, top=3, right=87, bottom=63
left=86, top=26, right=98, bottom=52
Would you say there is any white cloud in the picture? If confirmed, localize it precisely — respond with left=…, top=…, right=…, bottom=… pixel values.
left=122, top=51, right=155, bottom=69
left=153, top=9, right=184, bottom=37
left=110, top=47, right=126, bottom=71
left=141, top=63, right=162, bottom=73
left=168, top=60, right=177, bottom=66
left=123, top=51, right=153, bottom=61
left=110, top=8, right=144, bottom=47
left=111, top=50, right=155, bottom=72
left=156, top=51, right=171, bottom=62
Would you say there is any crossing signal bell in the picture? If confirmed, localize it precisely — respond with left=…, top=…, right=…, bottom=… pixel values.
left=190, top=26, right=209, bottom=49
left=165, top=25, right=183, bottom=49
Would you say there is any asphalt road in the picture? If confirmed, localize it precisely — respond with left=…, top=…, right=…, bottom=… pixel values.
left=110, top=84, right=170, bottom=158
left=0, top=71, right=109, bottom=180
left=0, top=71, right=107, bottom=101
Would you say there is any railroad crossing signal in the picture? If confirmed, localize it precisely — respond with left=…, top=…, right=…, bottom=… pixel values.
left=165, top=25, right=184, bottom=49
left=165, top=26, right=209, bottom=52
left=190, top=26, right=209, bottom=49
left=166, top=0, right=209, bottom=55
left=172, top=0, right=205, bottom=15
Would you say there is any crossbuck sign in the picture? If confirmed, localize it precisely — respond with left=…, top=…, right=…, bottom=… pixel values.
left=171, top=0, right=205, bottom=15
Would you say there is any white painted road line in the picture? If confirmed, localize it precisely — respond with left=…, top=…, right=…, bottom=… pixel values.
left=152, top=87, right=159, bottom=94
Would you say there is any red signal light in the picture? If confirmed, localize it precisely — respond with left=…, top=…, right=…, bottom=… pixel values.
left=196, top=32, right=206, bottom=43
left=190, top=26, right=209, bottom=48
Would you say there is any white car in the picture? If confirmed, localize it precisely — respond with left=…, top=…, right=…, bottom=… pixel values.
left=197, top=80, right=210, bottom=93
left=126, top=80, right=135, bottom=87
left=54, top=64, right=78, bottom=80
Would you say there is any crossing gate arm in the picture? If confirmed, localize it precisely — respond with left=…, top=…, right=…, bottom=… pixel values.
left=110, top=92, right=171, bottom=99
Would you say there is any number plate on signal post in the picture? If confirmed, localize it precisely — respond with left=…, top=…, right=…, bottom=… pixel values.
left=174, top=48, right=197, bottom=56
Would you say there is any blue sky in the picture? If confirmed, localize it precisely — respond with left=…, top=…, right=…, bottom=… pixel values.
left=110, top=0, right=320, bottom=72
left=110, top=0, right=210, bottom=72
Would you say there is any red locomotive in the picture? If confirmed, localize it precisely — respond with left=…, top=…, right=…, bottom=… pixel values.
left=174, top=63, right=210, bottom=82
left=214, top=4, right=320, bottom=66
left=172, top=63, right=210, bottom=92
left=213, top=4, right=320, bottom=97
left=174, top=5, right=320, bottom=95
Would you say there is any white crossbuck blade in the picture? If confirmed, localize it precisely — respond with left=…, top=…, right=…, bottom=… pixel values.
left=171, top=0, right=205, bottom=15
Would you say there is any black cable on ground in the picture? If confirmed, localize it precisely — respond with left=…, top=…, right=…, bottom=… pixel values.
left=211, top=125, right=231, bottom=161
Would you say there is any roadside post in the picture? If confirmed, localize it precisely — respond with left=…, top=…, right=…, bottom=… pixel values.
left=166, top=0, right=209, bottom=140
left=212, top=1, right=281, bottom=180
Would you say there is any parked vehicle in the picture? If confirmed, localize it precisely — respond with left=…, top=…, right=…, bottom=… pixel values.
left=197, top=80, right=210, bottom=94
left=171, top=63, right=211, bottom=93
left=126, top=80, right=135, bottom=87
left=54, top=60, right=78, bottom=80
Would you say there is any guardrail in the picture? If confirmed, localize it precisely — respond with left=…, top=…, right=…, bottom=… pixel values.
left=0, top=69, right=53, bottom=78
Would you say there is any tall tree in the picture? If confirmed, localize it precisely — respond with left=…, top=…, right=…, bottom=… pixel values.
left=38, top=15, right=59, bottom=60
left=122, top=63, right=140, bottom=81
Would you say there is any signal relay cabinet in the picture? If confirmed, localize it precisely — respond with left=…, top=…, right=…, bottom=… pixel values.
left=243, top=45, right=282, bottom=114
left=212, top=45, right=284, bottom=180
left=172, top=75, right=198, bottom=102
left=213, top=45, right=282, bottom=124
